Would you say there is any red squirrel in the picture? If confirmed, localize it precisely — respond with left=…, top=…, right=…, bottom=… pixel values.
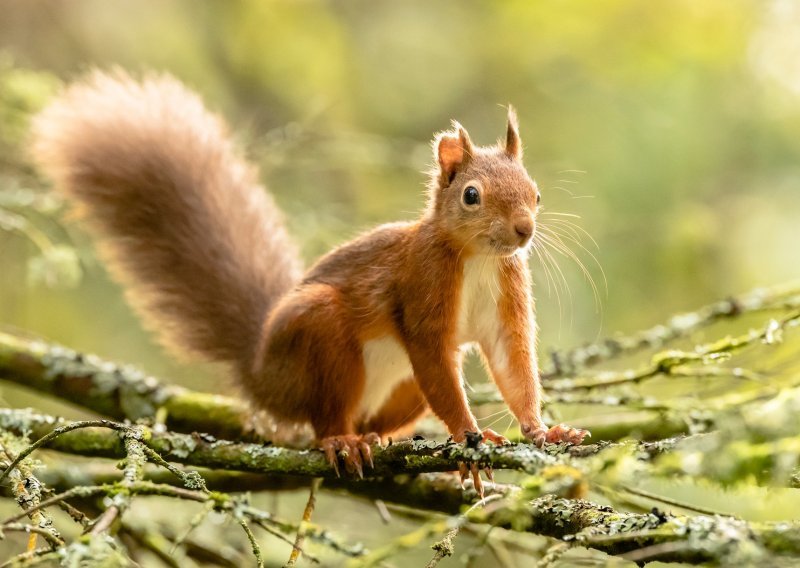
left=32, top=71, right=588, bottom=492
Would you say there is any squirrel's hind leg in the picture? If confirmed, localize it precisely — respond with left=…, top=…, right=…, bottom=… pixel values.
left=259, top=283, right=376, bottom=476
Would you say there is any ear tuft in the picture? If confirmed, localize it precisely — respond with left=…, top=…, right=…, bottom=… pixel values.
left=505, top=105, right=522, bottom=160
left=436, top=122, right=473, bottom=187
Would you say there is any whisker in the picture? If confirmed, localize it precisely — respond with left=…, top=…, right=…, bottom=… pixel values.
left=548, top=186, right=576, bottom=197
left=539, top=211, right=582, bottom=219
left=533, top=240, right=566, bottom=326
left=544, top=217, right=600, bottom=250
left=538, top=245, right=563, bottom=306
left=537, top=229, right=603, bottom=312
left=537, top=234, right=574, bottom=295
left=532, top=207, right=606, bottom=331
left=539, top=223, right=607, bottom=297
left=542, top=218, right=583, bottom=243
left=531, top=241, right=557, bottom=306
left=538, top=238, right=574, bottom=329
left=482, top=408, right=513, bottom=430
left=538, top=230, right=593, bottom=290
left=504, top=413, right=516, bottom=434
left=479, top=406, right=515, bottom=421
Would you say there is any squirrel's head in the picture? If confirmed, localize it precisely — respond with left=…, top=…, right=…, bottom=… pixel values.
left=429, top=107, right=540, bottom=258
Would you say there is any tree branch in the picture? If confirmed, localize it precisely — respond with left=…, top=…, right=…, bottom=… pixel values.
left=470, top=493, right=800, bottom=564
left=0, top=408, right=557, bottom=478
left=5, top=409, right=800, bottom=564
left=0, top=332, right=248, bottom=439
left=542, top=281, right=800, bottom=378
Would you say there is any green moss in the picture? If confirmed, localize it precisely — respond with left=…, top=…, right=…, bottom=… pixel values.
left=164, top=391, right=247, bottom=438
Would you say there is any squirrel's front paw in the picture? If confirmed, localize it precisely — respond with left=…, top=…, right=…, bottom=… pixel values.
left=480, top=428, right=510, bottom=446
left=524, top=423, right=590, bottom=448
left=455, top=429, right=507, bottom=497
left=320, top=433, right=381, bottom=478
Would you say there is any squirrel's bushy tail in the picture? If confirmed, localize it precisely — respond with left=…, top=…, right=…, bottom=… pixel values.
left=32, top=70, right=302, bottom=369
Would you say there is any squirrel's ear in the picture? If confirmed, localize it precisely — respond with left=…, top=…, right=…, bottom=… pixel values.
left=436, top=122, right=473, bottom=186
left=505, top=105, right=522, bottom=160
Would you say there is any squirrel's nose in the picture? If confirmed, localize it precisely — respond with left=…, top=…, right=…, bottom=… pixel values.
left=513, top=216, right=534, bottom=243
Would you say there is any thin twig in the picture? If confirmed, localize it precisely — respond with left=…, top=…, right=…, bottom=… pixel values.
left=536, top=541, right=570, bottom=568
left=425, top=493, right=503, bottom=567
left=239, top=519, right=264, bottom=568
left=3, top=485, right=108, bottom=524
left=0, top=441, right=62, bottom=550
left=0, top=420, right=127, bottom=485
left=621, top=540, right=693, bottom=563
left=88, top=431, right=147, bottom=536
left=286, top=477, right=322, bottom=567
left=616, top=485, right=728, bottom=517
left=543, top=282, right=800, bottom=378
left=547, top=310, right=800, bottom=392
left=89, top=505, right=120, bottom=536
left=0, top=547, right=60, bottom=568
left=0, top=522, right=65, bottom=547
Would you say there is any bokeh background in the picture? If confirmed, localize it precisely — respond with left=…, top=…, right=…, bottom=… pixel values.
left=1, top=1, right=799, bottom=565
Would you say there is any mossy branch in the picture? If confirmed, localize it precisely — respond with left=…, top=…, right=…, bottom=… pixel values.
left=470, top=494, right=800, bottom=564
left=542, top=281, right=800, bottom=378
left=2, top=319, right=785, bottom=448
left=0, top=332, right=248, bottom=439
left=0, top=408, right=560, bottom=479
left=7, top=408, right=800, bottom=564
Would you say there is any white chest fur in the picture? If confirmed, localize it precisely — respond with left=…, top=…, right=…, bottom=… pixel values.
left=359, top=336, right=414, bottom=419
left=456, top=256, right=504, bottom=347
left=358, top=256, right=507, bottom=420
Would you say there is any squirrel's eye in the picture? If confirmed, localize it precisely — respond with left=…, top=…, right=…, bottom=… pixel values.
left=536, top=193, right=541, bottom=205
left=463, top=186, right=480, bottom=206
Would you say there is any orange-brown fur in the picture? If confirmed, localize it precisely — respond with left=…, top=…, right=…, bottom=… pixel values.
left=32, top=71, right=586, bottom=460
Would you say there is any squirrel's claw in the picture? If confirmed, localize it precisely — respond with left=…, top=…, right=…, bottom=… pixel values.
left=458, top=462, right=485, bottom=497
left=360, top=432, right=380, bottom=469
left=471, top=463, right=484, bottom=498
left=532, top=429, right=547, bottom=448
left=320, top=433, right=381, bottom=479
left=358, top=441, right=374, bottom=469
left=322, top=438, right=342, bottom=477
left=344, top=445, right=364, bottom=479
left=456, top=428, right=506, bottom=497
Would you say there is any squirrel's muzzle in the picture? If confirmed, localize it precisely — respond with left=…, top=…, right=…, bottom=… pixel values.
left=512, top=214, right=535, bottom=246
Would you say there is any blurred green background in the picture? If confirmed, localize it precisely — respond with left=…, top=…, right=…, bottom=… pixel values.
left=1, top=2, right=800, bottom=564
left=2, top=0, right=798, bottom=389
